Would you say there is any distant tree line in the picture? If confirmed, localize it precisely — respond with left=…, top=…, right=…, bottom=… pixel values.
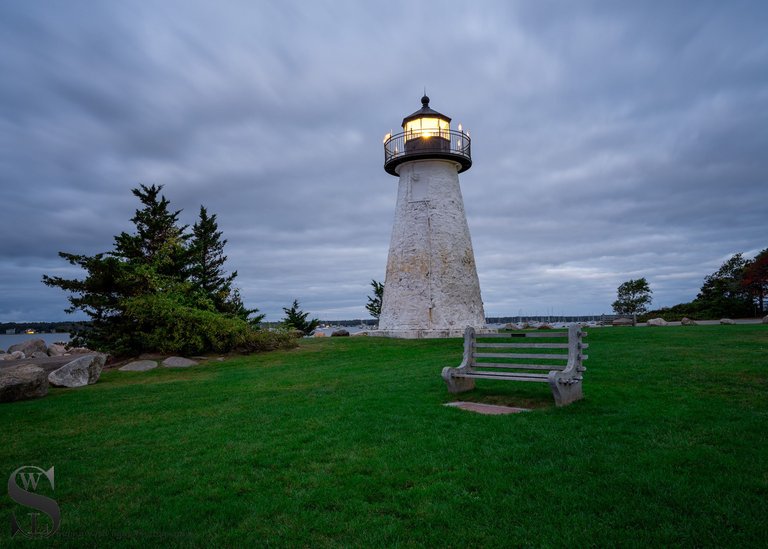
left=638, top=249, right=768, bottom=321
left=320, top=319, right=379, bottom=327
left=43, top=184, right=296, bottom=357
left=485, top=316, right=617, bottom=324
left=0, top=321, right=90, bottom=335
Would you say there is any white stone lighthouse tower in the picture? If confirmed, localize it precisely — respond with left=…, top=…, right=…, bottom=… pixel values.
left=378, top=95, right=486, bottom=338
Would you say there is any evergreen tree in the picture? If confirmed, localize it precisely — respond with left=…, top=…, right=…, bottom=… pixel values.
left=366, top=279, right=384, bottom=319
left=43, top=184, right=272, bottom=355
left=114, top=184, right=188, bottom=278
left=42, top=252, right=133, bottom=351
left=224, top=287, right=265, bottom=326
left=188, top=206, right=236, bottom=307
left=282, top=299, right=319, bottom=336
left=188, top=206, right=264, bottom=324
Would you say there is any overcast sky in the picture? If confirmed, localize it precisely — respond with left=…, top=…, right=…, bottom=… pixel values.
left=1, top=1, right=766, bottom=322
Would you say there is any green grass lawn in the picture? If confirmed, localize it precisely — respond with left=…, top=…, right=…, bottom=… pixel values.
left=2, top=326, right=767, bottom=547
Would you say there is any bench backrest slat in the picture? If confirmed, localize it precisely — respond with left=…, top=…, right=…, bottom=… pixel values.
left=472, top=362, right=567, bottom=371
left=478, top=331, right=569, bottom=338
left=474, top=352, right=568, bottom=360
left=475, top=342, right=569, bottom=349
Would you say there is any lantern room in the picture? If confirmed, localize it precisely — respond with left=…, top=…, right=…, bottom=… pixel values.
left=402, top=95, right=451, bottom=140
left=383, top=95, right=472, bottom=176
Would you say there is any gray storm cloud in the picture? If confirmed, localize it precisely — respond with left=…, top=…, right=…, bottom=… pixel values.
left=1, top=1, right=766, bottom=321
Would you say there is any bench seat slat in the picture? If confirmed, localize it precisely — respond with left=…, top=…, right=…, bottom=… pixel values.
left=473, top=362, right=566, bottom=371
left=475, top=342, right=569, bottom=349
left=474, top=352, right=568, bottom=360
left=453, top=371, right=550, bottom=382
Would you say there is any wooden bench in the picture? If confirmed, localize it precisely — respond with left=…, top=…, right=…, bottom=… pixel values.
left=441, top=326, right=588, bottom=406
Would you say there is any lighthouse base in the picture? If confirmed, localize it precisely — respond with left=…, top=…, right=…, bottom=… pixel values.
left=368, top=327, right=497, bottom=340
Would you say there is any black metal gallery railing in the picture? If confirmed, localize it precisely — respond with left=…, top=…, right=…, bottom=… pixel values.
left=383, top=128, right=471, bottom=175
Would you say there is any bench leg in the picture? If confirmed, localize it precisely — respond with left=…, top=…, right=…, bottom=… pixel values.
left=441, top=367, right=475, bottom=393
left=549, top=379, right=583, bottom=407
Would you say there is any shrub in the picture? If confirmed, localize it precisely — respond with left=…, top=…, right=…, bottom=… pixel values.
left=122, top=293, right=296, bottom=356
left=237, top=328, right=298, bottom=353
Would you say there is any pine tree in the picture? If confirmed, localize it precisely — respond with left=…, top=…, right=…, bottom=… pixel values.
left=44, top=184, right=190, bottom=353
left=188, top=206, right=264, bottom=324
left=114, top=184, right=188, bottom=278
left=42, top=252, right=130, bottom=349
left=43, top=185, right=269, bottom=354
left=188, top=206, right=235, bottom=307
left=282, top=299, right=319, bottom=336
left=366, top=280, right=384, bottom=319
left=224, top=287, right=265, bottom=326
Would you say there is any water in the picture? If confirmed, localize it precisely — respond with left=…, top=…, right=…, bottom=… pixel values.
left=313, top=325, right=371, bottom=336
left=0, top=333, right=70, bottom=352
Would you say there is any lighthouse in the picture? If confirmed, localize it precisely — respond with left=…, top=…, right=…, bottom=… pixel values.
left=378, top=95, right=486, bottom=338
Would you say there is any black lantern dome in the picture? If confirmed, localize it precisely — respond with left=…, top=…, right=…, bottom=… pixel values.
left=401, top=94, right=451, bottom=127
left=383, top=96, right=472, bottom=176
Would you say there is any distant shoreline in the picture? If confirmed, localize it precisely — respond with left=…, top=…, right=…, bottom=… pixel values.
left=0, top=332, right=71, bottom=351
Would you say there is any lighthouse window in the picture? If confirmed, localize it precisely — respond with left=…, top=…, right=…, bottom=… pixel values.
left=404, top=118, right=450, bottom=141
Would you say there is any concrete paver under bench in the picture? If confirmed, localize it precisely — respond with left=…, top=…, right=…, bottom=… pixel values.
left=444, top=402, right=530, bottom=415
